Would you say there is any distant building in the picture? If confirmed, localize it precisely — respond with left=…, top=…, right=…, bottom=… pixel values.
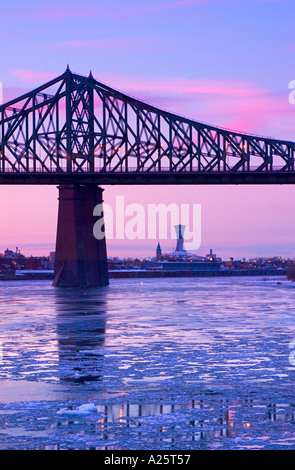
left=174, top=225, right=186, bottom=253
left=206, top=249, right=217, bottom=261
left=142, top=259, right=220, bottom=272
left=156, top=242, right=162, bottom=261
left=4, top=249, right=15, bottom=259
left=4, top=248, right=23, bottom=259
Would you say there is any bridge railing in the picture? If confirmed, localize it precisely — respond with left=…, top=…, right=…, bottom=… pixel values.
left=0, top=165, right=292, bottom=174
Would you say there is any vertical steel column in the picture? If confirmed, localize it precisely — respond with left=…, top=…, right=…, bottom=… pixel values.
left=33, top=95, right=36, bottom=172
left=65, top=68, right=72, bottom=173
left=136, top=107, right=140, bottom=171
left=88, top=74, right=95, bottom=172
left=1, top=108, right=4, bottom=172
left=56, top=96, right=60, bottom=171
left=169, top=119, right=173, bottom=171
left=157, top=114, right=161, bottom=172
left=102, top=93, right=107, bottom=170
left=25, top=113, right=29, bottom=171
left=124, top=101, right=128, bottom=172
left=290, top=145, right=294, bottom=171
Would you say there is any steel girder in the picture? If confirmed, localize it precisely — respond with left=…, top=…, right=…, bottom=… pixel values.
left=0, top=67, right=294, bottom=184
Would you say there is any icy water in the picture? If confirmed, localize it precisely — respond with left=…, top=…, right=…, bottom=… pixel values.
left=1, top=276, right=295, bottom=450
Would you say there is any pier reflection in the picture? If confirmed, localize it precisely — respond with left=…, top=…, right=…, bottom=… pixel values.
left=54, top=286, right=108, bottom=383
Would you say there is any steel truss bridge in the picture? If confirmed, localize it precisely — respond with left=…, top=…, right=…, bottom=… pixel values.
left=0, top=67, right=294, bottom=186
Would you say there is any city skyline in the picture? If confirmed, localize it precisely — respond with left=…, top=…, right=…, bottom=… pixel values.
left=0, top=0, right=294, bottom=259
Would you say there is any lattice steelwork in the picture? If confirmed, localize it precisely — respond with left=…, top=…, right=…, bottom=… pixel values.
left=0, top=67, right=294, bottom=184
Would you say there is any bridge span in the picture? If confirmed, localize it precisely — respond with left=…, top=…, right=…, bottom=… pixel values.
left=1, top=68, right=294, bottom=286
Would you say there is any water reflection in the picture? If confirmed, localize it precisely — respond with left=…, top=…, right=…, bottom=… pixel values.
left=37, top=396, right=295, bottom=450
left=2, top=277, right=295, bottom=449
left=54, top=287, right=108, bottom=384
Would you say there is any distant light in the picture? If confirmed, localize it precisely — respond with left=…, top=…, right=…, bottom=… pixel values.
left=244, top=422, right=251, bottom=428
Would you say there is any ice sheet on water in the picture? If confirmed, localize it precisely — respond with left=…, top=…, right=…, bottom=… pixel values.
left=2, top=277, right=295, bottom=449
left=56, top=403, right=100, bottom=415
left=243, top=278, right=295, bottom=288
left=77, top=349, right=119, bottom=356
left=132, top=407, right=217, bottom=426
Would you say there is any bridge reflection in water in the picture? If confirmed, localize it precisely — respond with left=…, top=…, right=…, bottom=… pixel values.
left=54, top=286, right=108, bottom=383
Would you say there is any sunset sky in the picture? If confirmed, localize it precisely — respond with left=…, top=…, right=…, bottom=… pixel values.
left=0, top=0, right=294, bottom=259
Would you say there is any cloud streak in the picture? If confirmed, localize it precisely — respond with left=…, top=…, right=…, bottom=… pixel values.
left=14, top=0, right=283, bottom=21
left=91, top=72, right=293, bottom=138
left=62, top=38, right=133, bottom=49
left=10, top=69, right=56, bottom=84
left=23, top=0, right=213, bottom=20
left=7, top=68, right=294, bottom=141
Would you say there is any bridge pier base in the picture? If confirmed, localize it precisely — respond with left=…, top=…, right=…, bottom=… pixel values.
left=53, top=184, right=109, bottom=287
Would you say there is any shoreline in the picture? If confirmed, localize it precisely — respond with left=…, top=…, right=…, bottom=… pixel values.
left=109, top=268, right=286, bottom=279
left=0, top=268, right=286, bottom=281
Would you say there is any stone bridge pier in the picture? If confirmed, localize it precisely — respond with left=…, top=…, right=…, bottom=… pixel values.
left=53, top=184, right=109, bottom=287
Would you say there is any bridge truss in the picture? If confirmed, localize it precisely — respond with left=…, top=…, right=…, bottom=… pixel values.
left=0, top=67, right=294, bottom=185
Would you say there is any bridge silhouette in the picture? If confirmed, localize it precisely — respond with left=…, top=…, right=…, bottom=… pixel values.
left=1, top=67, right=294, bottom=286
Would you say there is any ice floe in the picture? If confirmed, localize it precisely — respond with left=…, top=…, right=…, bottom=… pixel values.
left=57, top=403, right=98, bottom=415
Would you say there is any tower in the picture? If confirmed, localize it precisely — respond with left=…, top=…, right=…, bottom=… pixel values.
left=174, top=225, right=186, bottom=253
left=156, top=242, right=162, bottom=261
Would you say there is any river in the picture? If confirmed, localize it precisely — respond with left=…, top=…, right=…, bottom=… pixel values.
left=0, top=276, right=295, bottom=450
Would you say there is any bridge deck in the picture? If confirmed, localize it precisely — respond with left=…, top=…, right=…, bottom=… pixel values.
left=1, top=170, right=295, bottom=185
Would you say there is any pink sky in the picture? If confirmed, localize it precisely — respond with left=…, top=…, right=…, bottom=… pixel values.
left=1, top=182, right=295, bottom=260
left=1, top=72, right=295, bottom=260
left=0, top=0, right=294, bottom=260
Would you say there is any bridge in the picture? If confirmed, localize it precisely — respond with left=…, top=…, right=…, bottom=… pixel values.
left=1, top=67, right=294, bottom=286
